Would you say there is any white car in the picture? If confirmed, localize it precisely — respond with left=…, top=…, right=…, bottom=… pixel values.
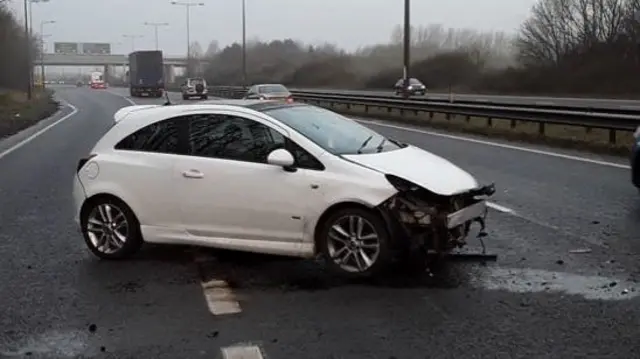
left=73, top=100, right=495, bottom=278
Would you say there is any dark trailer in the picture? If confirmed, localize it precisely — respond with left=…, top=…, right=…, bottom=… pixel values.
left=128, top=50, right=164, bottom=98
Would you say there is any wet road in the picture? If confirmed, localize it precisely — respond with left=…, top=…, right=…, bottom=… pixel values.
left=1, top=86, right=639, bottom=358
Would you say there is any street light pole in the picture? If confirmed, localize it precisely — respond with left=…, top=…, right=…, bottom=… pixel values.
left=170, top=1, right=204, bottom=78
left=144, top=22, right=169, bottom=50
left=23, top=0, right=32, bottom=99
left=39, top=21, right=55, bottom=88
left=241, top=0, right=246, bottom=88
left=402, top=0, right=411, bottom=99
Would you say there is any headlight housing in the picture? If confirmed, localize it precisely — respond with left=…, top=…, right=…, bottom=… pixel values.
left=385, top=174, right=420, bottom=191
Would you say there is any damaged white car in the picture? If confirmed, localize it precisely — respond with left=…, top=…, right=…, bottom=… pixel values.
left=73, top=100, right=495, bottom=278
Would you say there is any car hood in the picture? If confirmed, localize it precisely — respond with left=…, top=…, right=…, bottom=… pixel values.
left=342, top=145, right=479, bottom=196
left=113, top=105, right=161, bottom=123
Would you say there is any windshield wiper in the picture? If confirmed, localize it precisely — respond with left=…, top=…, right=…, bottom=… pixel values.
left=375, top=138, right=386, bottom=152
left=357, top=135, right=374, bottom=154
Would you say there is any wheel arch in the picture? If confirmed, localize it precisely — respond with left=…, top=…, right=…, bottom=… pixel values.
left=80, top=193, right=135, bottom=224
left=312, top=200, right=390, bottom=254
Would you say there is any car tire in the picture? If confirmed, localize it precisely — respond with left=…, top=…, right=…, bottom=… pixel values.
left=182, top=95, right=188, bottom=100
left=80, top=196, right=143, bottom=260
left=317, top=207, right=392, bottom=279
left=201, top=95, right=208, bottom=100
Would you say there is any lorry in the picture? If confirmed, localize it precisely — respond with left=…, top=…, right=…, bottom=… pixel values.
left=128, top=50, right=164, bottom=97
left=90, top=71, right=106, bottom=89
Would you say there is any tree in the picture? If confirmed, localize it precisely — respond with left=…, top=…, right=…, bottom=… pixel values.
left=204, top=40, right=219, bottom=57
left=188, top=41, right=203, bottom=58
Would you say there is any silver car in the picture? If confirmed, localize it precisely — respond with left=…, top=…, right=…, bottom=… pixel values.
left=181, top=78, right=208, bottom=100
left=243, top=84, right=293, bottom=102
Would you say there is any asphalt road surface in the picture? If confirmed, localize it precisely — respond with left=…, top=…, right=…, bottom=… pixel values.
left=291, top=87, right=640, bottom=111
left=1, top=85, right=639, bottom=358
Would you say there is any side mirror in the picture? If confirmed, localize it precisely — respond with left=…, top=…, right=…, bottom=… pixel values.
left=267, top=149, right=295, bottom=171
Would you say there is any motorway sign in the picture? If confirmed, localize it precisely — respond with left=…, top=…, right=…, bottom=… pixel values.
left=80, top=43, right=111, bottom=55
left=54, top=42, right=78, bottom=54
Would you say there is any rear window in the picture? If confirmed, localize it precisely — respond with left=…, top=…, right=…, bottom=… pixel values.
left=189, top=78, right=205, bottom=85
left=259, top=85, right=288, bottom=93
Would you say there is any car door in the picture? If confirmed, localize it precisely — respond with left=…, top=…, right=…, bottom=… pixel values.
left=176, top=112, right=316, bottom=244
left=112, top=116, right=189, bottom=231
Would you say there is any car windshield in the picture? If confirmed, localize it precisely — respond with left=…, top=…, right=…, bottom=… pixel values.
left=259, top=85, right=289, bottom=93
left=410, top=78, right=422, bottom=84
left=189, top=78, right=205, bottom=85
left=264, top=105, right=403, bottom=155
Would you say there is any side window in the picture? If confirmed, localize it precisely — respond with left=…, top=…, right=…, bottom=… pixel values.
left=188, top=114, right=285, bottom=163
left=114, top=118, right=183, bottom=154
left=285, top=139, right=325, bottom=171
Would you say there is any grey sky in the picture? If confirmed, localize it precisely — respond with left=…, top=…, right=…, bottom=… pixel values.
left=9, top=0, right=536, bottom=56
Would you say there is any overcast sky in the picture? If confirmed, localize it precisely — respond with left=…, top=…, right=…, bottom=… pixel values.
left=8, top=0, right=537, bottom=56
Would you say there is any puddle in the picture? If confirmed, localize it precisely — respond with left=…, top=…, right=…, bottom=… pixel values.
left=0, top=329, right=94, bottom=358
left=474, top=267, right=639, bottom=301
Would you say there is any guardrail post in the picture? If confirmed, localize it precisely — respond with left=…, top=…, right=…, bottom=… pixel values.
left=510, top=120, right=516, bottom=129
left=538, top=122, right=545, bottom=136
left=608, top=129, right=616, bottom=145
left=487, top=117, right=493, bottom=127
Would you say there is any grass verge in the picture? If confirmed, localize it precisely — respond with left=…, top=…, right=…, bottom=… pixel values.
left=306, top=103, right=633, bottom=157
left=0, top=90, right=60, bottom=140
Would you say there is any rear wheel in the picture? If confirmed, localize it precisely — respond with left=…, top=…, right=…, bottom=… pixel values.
left=201, top=95, right=208, bottom=100
left=182, top=94, right=188, bottom=100
left=317, top=207, right=392, bottom=278
left=81, top=197, right=143, bottom=260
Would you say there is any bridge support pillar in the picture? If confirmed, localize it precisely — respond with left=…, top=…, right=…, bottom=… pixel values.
left=164, top=64, right=175, bottom=84
left=103, top=65, right=110, bottom=84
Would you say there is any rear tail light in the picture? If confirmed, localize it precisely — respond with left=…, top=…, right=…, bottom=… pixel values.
left=286, top=95, right=294, bottom=103
left=77, top=154, right=97, bottom=173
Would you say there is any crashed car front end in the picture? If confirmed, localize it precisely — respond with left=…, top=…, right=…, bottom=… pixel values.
left=377, top=174, right=495, bottom=261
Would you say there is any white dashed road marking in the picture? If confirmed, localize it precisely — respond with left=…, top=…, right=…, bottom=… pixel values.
left=201, top=279, right=242, bottom=315
left=221, top=344, right=266, bottom=359
left=486, top=202, right=516, bottom=214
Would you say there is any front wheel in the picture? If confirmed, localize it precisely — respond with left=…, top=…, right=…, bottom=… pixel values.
left=81, top=197, right=143, bottom=260
left=317, top=207, right=392, bottom=278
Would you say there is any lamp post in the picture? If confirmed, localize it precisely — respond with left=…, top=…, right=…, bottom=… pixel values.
left=23, top=0, right=32, bottom=99
left=170, top=1, right=204, bottom=78
left=122, top=34, right=143, bottom=52
left=402, top=0, right=411, bottom=99
left=39, top=20, right=55, bottom=88
left=144, top=22, right=169, bottom=50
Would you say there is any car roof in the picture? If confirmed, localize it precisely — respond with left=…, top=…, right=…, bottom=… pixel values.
left=119, top=100, right=308, bottom=126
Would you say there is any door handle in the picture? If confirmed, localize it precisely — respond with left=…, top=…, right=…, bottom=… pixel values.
left=182, top=169, right=204, bottom=179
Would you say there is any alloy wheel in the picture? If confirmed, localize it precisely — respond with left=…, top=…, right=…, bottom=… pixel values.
left=86, top=203, right=130, bottom=255
left=326, top=215, right=381, bottom=273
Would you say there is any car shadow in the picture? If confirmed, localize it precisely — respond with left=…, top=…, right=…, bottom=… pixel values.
left=197, top=248, right=476, bottom=292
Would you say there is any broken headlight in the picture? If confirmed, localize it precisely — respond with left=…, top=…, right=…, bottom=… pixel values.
left=385, top=174, right=420, bottom=192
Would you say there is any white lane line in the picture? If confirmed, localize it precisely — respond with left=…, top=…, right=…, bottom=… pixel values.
left=106, top=89, right=136, bottom=105
left=221, top=344, right=265, bottom=359
left=356, top=119, right=631, bottom=169
left=201, top=279, right=242, bottom=315
left=487, top=202, right=516, bottom=214
left=0, top=102, right=78, bottom=161
left=194, top=253, right=242, bottom=316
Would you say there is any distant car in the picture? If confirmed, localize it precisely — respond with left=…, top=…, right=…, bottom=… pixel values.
left=73, top=100, right=494, bottom=278
left=76, top=81, right=83, bottom=87
left=243, top=84, right=293, bottom=103
left=632, top=126, right=640, bottom=190
left=394, top=78, right=426, bottom=96
left=181, top=78, right=208, bottom=100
